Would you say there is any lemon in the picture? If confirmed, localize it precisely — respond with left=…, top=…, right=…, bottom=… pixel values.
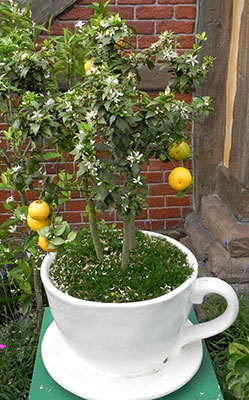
left=168, top=167, right=192, bottom=191
left=84, top=59, right=94, bottom=72
left=27, top=214, right=51, bottom=232
left=28, top=200, right=50, bottom=221
left=38, top=236, right=56, bottom=252
left=169, top=141, right=191, bottom=161
left=114, top=38, right=124, bottom=48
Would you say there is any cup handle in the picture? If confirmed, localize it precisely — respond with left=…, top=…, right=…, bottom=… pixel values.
left=178, top=277, right=239, bottom=349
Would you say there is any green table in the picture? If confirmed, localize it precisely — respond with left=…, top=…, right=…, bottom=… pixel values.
left=30, top=308, right=224, bottom=400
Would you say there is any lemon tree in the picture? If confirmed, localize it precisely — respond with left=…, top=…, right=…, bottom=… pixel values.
left=0, top=0, right=214, bottom=279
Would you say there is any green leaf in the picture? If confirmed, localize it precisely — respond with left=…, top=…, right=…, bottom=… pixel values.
left=116, top=117, right=128, bottom=133
left=234, top=356, right=249, bottom=375
left=40, top=152, right=61, bottom=161
left=21, top=295, right=33, bottom=315
left=54, top=224, right=66, bottom=236
left=0, top=218, right=19, bottom=230
left=50, top=237, right=65, bottom=246
left=67, top=231, right=77, bottom=242
left=25, top=233, right=38, bottom=249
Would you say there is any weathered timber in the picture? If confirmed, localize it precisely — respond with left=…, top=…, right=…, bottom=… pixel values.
left=22, top=0, right=77, bottom=24
left=216, top=165, right=249, bottom=222
left=193, top=0, right=233, bottom=211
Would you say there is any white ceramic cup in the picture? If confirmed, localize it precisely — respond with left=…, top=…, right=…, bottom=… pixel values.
left=41, top=231, right=239, bottom=376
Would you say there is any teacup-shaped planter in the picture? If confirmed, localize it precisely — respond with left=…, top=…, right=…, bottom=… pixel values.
left=41, top=231, right=239, bottom=400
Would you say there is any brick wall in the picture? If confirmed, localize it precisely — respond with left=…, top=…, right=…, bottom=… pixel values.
left=0, top=0, right=196, bottom=231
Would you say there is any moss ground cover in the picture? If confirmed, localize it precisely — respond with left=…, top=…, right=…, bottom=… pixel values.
left=49, top=228, right=193, bottom=303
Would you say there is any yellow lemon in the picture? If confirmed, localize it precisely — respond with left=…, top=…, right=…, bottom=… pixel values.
left=168, top=167, right=192, bottom=191
left=27, top=214, right=51, bottom=232
left=38, top=236, right=56, bottom=252
left=28, top=200, right=50, bottom=221
left=84, top=59, right=94, bottom=72
left=169, top=141, right=191, bottom=161
left=114, top=38, right=124, bottom=48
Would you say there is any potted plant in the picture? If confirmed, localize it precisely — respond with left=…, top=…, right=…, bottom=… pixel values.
left=0, top=1, right=239, bottom=399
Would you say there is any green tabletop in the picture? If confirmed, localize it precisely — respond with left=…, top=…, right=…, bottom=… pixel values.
left=30, top=307, right=223, bottom=400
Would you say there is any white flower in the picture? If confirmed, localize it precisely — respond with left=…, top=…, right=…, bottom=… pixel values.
left=11, top=166, right=22, bottom=174
left=133, top=176, right=143, bottom=186
left=31, top=110, right=43, bottom=120
left=86, top=110, right=97, bottom=123
left=19, top=214, right=26, bottom=221
left=186, top=54, right=199, bottom=67
left=127, top=151, right=143, bottom=166
left=45, top=98, right=55, bottom=106
left=75, top=21, right=84, bottom=30
left=8, top=225, right=17, bottom=233
left=6, top=196, right=14, bottom=204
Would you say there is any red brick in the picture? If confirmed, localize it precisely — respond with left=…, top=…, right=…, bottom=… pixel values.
left=149, top=184, right=176, bottom=195
left=62, top=211, right=82, bottom=223
left=136, top=6, right=173, bottom=19
left=159, top=0, right=195, bottom=3
left=78, top=0, right=115, bottom=3
left=142, top=171, right=164, bottom=183
left=149, top=159, right=170, bottom=171
left=46, top=21, right=75, bottom=35
left=119, top=0, right=154, bottom=3
left=0, top=123, right=8, bottom=131
left=151, top=220, right=165, bottom=230
left=166, top=219, right=183, bottom=229
left=0, top=214, right=11, bottom=224
left=149, top=207, right=181, bottom=219
left=177, top=35, right=195, bottom=49
left=175, top=6, right=196, bottom=19
left=138, top=35, right=159, bottom=49
left=166, top=195, right=191, bottom=207
left=65, top=199, right=86, bottom=211
left=146, top=196, right=164, bottom=207
left=59, top=7, right=93, bottom=20
left=109, top=6, right=134, bottom=19
left=182, top=206, right=192, bottom=215
left=157, top=20, right=194, bottom=34
left=175, top=92, right=192, bottom=103
left=127, top=20, right=154, bottom=34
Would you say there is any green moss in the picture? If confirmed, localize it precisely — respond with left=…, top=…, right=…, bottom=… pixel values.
left=49, top=229, right=193, bottom=303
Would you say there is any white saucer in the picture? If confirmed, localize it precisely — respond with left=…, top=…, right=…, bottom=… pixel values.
left=41, top=321, right=203, bottom=400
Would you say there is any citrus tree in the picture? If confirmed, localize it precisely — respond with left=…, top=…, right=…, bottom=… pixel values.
left=0, top=0, right=214, bottom=297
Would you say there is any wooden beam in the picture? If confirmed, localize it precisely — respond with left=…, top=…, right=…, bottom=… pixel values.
left=22, top=0, right=78, bottom=24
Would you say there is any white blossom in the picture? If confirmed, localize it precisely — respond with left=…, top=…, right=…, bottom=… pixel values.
left=19, top=214, right=26, bottom=221
left=45, top=98, right=55, bottom=106
left=31, top=110, right=43, bottom=120
left=8, top=225, right=17, bottom=233
left=186, top=54, right=199, bottom=67
left=6, top=196, right=14, bottom=204
left=75, top=21, right=84, bottom=30
left=86, top=110, right=97, bottom=123
left=11, top=166, right=22, bottom=174
left=133, top=176, right=143, bottom=186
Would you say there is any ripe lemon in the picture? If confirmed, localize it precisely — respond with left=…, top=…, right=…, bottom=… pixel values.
left=39, top=236, right=56, bottom=252
left=84, top=59, right=93, bottom=72
left=168, top=167, right=192, bottom=191
left=28, top=200, right=50, bottom=221
left=169, top=141, right=191, bottom=161
left=27, top=214, right=51, bottom=232
left=114, top=38, right=124, bottom=48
